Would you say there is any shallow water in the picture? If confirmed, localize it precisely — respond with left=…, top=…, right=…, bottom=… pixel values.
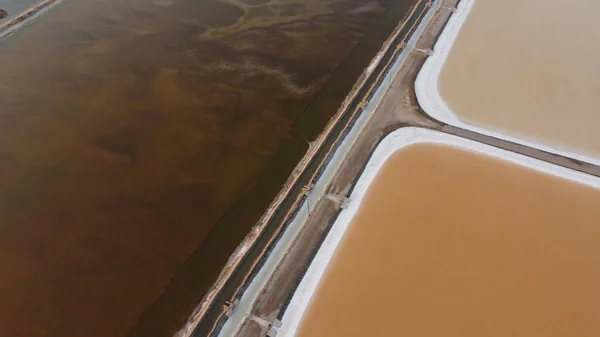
left=297, top=143, right=600, bottom=337
left=439, top=0, right=600, bottom=158
left=0, top=0, right=42, bottom=19
left=0, top=0, right=416, bottom=336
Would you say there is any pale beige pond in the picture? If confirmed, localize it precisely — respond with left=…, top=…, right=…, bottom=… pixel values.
left=439, top=0, right=600, bottom=159
left=295, top=143, right=600, bottom=337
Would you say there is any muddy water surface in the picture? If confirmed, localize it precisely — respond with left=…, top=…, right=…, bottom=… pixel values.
left=0, top=0, right=416, bottom=336
left=439, top=0, right=600, bottom=158
left=297, top=143, right=600, bottom=337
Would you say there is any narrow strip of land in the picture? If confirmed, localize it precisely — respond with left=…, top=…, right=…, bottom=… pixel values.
left=0, top=0, right=64, bottom=38
left=231, top=0, right=600, bottom=335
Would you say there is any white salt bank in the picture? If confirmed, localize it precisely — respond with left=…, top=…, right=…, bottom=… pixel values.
left=279, top=129, right=600, bottom=337
left=417, top=0, right=600, bottom=164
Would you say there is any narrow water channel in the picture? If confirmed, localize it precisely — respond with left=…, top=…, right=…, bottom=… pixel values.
left=0, top=0, right=417, bottom=336
left=0, top=0, right=43, bottom=19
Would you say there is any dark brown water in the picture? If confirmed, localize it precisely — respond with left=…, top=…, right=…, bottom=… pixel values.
left=0, top=0, right=415, bottom=336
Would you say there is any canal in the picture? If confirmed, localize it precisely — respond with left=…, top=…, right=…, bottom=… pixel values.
left=0, top=0, right=44, bottom=19
left=0, top=0, right=416, bottom=336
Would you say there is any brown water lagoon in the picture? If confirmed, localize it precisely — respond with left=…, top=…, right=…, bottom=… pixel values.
left=419, top=0, right=600, bottom=162
left=294, top=141, right=600, bottom=337
left=0, top=0, right=419, bottom=336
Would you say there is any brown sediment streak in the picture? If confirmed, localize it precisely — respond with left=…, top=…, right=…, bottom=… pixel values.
left=198, top=58, right=314, bottom=96
left=0, top=0, right=414, bottom=335
left=179, top=0, right=433, bottom=334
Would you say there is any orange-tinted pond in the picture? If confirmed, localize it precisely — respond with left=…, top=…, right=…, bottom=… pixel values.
left=296, top=142, right=600, bottom=337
